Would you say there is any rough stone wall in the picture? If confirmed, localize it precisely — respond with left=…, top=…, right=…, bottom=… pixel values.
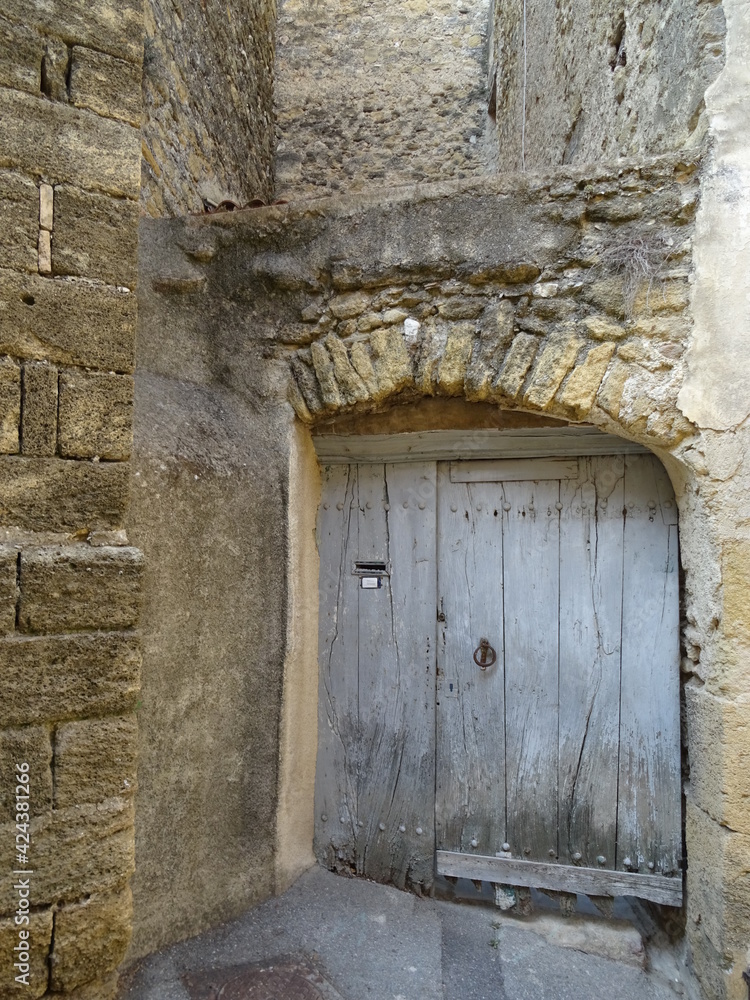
left=492, top=0, right=726, bottom=171
left=274, top=0, right=494, bottom=200
left=140, top=0, right=276, bottom=217
left=0, top=1, right=143, bottom=997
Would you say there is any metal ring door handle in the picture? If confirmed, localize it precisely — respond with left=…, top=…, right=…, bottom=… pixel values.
left=473, top=638, right=497, bottom=670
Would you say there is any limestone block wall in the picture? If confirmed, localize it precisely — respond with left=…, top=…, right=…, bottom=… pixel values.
left=140, top=0, right=277, bottom=217
left=274, top=0, right=494, bottom=200
left=0, top=2, right=143, bottom=997
left=492, top=0, right=726, bottom=171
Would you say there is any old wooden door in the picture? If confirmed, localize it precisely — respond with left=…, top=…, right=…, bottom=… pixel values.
left=315, top=446, right=682, bottom=905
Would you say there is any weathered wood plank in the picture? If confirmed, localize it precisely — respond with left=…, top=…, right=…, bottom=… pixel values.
left=312, top=428, right=650, bottom=464
left=314, top=465, right=360, bottom=872
left=436, top=851, right=683, bottom=906
left=617, top=455, right=681, bottom=876
left=503, top=477, right=561, bottom=862
left=436, top=464, right=506, bottom=858
left=355, top=463, right=437, bottom=890
left=451, top=458, right=578, bottom=482
left=558, top=456, right=624, bottom=869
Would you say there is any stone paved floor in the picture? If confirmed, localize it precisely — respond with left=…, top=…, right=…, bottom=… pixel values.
left=119, top=866, right=696, bottom=1000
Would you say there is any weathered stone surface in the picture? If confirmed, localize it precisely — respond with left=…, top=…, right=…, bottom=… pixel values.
left=524, top=332, right=583, bottom=410
left=0, top=13, right=44, bottom=96
left=141, top=0, right=275, bottom=215
left=325, top=336, right=369, bottom=405
left=65, top=973, right=119, bottom=1000
left=0, top=269, right=136, bottom=372
left=50, top=888, right=132, bottom=992
left=0, top=909, right=53, bottom=999
left=329, top=291, right=370, bottom=320
left=437, top=328, right=474, bottom=396
left=558, top=343, right=616, bottom=418
left=0, top=726, right=52, bottom=822
left=0, top=799, right=135, bottom=914
left=495, top=334, right=539, bottom=399
left=69, top=47, right=142, bottom=126
left=40, top=36, right=69, bottom=102
left=685, top=684, right=750, bottom=834
left=18, top=546, right=143, bottom=634
left=52, top=185, right=139, bottom=288
left=0, top=457, right=130, bottom=532
left=0, top=632, right=141, bottom=727
left=39, top=184, right=53, bottom=232
left=58, top=371, right=134, bottom=461
left=37, top=230, right=51, bottom=274
left=350, top=342, right=378, bottom=397
left=0, top=170, right=37, bottom=273
left=0, top=547, right=16, bottom=635
left=310, top=341, right=342, bottom=410
left=21, top=362, right=57, bottom=458
left=582, top=315, right=628, bottom=341
left=0, top=89, right=140, bottom=200
left=370, top=328, right=414, bottom=401
left=595, top=360, right=630, bottom=420
left=0, top=358, right=20, bottom=455
left=1, top=0, right=144, bottom=64
left=55, top=715, right=138, bottom=808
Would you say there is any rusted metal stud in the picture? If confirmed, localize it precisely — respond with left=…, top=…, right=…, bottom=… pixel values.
left=379, top=822, right=386, bottom=831
left=336, top=502, right=344, bottom=510
left=321, top=814, right=328, bottom=822
left=470, top=838, right=478, bottom=848
left=597, top=856, right=606, bottom=865
left=416, top=826, right=423, bottom=835
left=502, top=842, right=510, bottom=852
left=323, top=502, right=329, bottom=510
left=548, top=849, right=556, bottom=857
left=572, top=852, right=582, bottom=862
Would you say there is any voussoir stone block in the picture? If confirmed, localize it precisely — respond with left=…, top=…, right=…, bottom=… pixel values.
left=18, top=546, right=143, bottom=634
left=0, top=908, right=53, bottom=999
left=370, top=327, right=413, bottom=401
left=55, top=715, right=138, bottom=809
left=437, top=327, right=474, bottom=396
left=524, top=331, right=583, bottom=410
left=310, top=341, right=342, bottom=410
left=495, top=333, right=539, bottom=399
left=58, top=371, right=134, bottom=461
left=50, top=888, right=132, bottom=992
left=0, top=632, right=141, bottom=727
left=558, top=342, right=616, bottom=418
left=325, top=335, right=369, bottom=405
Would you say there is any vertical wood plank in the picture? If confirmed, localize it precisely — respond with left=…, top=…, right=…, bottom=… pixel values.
left=617, top=455, right=681, bottom=875
left=558, top=456, right=624, bottom=869
left=435, top=464, right=506, bottom=858
left=503, top=476, right=561, bottom=863
left=314, top=465, right=360, bottom=872
left=356, top=462, right=437, bottom=890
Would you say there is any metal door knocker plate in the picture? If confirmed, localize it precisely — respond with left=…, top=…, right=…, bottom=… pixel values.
left=473, top=638, right=497, bottom=670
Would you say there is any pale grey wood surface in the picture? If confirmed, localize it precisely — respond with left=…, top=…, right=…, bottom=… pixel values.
left=558, top=456, right=624, bottom=869
left=436, top=465, right=506, bottom=858
left=355, top=462, right=437, bottom=889
left=503, top=476, right=561, bottom=862
left=451, top=458, right=578, bottom=482
left=316, top=451, right=682, bottom=903
left=314, top=465, right=360, bottom=871
left=436, top=851, right=682, bottom=906
left=313, top=428, right=650, bottom=464
left=617, top=455, right=681, bottom=875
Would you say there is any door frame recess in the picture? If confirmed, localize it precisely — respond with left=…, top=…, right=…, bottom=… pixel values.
left=312, top=424, right=683, bottom=907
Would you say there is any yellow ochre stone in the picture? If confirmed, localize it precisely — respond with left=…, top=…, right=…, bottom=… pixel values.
left=437, top=329, right=474, bottom=396
left=350, top=342, right=379, bottom=397
left=325, top=335, right=369, bottom=405
left=524, top=332, right=583, bottom=410
left=310, top=341, right=343, bottom=410
left=558, top=342, right=616, bottom=417
left=495, top=333, right=539, bottom=399
left=369, top=327, right=413, bottom=401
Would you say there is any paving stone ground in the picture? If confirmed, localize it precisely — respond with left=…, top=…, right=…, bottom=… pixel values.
left=118, top=866, right=694, bottom=1000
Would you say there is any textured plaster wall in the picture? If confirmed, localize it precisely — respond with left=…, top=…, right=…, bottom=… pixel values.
left=140, top=0, right=276, bottom=216
left=492, top=0, right=725, bottom=172
left=127, top=218, right=291, bottom=957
